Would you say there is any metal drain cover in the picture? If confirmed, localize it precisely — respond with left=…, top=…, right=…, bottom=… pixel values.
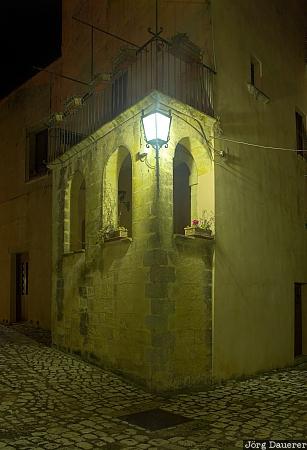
left=119, top=408, right=191, bottom=431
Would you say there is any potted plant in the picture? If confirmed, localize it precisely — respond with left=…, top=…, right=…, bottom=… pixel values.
left=97, top=184, right=129, bottom=243
left=184, top=210, right=214, bottom=238
left=107, top=226, right=128, bottom=240
left=97, top=224, right=128, bottom=243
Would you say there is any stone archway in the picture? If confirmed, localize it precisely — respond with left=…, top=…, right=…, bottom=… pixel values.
left=103, top=146, right=132, bottom=235
left=64, top=171, right=86, bottom=252
left=173, top=136, right=214, bottom=234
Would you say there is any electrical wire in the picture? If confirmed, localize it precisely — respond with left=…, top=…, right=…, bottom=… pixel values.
left=159, top=102, right=215, bottom=159
left=210, top=135, right=307, bottom=154
left=48, top=101, right=218, bottom=172
left=48, top=98, right=306, bottom=171
left=33, top=66, right=91, bottom=87
left=144, top=155, right=155, bottom=169
left=72, top=16, right=140, bottom=48
left=158, top=100, right=307, bottom=158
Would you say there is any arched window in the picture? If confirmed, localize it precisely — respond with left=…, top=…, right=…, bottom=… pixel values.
left=78, top=180, right=86, bottom=250
left=104, top=147, right=132, bottom=236
left=64, top=172, right=86, bottom=252
left=118, top=154, right=132, bottom=233
left=173, top=143, right=197, bottom=234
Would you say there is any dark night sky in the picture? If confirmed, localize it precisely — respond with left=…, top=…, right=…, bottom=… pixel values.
left=0, top=0, right=62, bottom=99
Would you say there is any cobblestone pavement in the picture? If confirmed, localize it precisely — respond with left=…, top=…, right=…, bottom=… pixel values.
left=0, top=324, right=306, bottom=450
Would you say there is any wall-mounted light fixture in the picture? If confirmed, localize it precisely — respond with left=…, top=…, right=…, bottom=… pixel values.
left=141, top=108, right=172, bottom=194
left=142, top=110, right=171, bottom=149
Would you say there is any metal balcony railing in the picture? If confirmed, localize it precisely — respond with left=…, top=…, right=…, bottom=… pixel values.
left=48, top=38, right=215, bottom=162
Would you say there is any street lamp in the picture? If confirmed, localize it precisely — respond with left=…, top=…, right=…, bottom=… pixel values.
left=142, top=110, right=171, bottom=148
left=141, top=109, right=171, bottom=194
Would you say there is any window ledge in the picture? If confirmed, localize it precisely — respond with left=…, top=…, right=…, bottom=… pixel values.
left=174, top=233, right=215, bottom=242
left=63, top=249, right=85, bottom=256
left=25, top=173, right=50, bottom=184
left=103, top=237, right=132, bottom=244
left=247, top=83, right=270, bottom=104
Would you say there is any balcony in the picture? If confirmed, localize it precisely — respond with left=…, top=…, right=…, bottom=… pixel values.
left=48, top=35, right=215, bottom=162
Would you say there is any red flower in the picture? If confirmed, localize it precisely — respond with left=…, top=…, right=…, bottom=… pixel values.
left=192, top=219, right=199, bottom=225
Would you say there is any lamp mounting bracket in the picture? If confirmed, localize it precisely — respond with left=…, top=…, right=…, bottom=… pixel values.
left=148, top=27, right=163, bottom=37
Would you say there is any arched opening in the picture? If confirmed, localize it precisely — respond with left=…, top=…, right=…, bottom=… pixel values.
left=70, top=173, right=86, bottom=251
left=103, top=146, right=132, bottom=236
left=173, top=143, right=197, bottom=234
left=173, top=162, right=191, bottom=234
left=79, top=180, right=86, bottom=249
left=118, top=154, right=132, bottom=233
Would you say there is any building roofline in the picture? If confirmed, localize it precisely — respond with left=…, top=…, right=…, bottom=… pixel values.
left=0, top=56, right=62, bottom=106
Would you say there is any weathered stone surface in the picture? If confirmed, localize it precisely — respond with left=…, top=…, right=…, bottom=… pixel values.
left=145, top=282, right=169, bottom=299
left=1, top=325, right=307, bottom=449
left=51, top=93, right=215, bottom=392
left=143, top=250, right=168, bottom=267
left=150, top=266, right=176, bottom=283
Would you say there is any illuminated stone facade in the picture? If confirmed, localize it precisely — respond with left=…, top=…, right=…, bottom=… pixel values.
left=0, top=0, right=306, bottom=391
left=51, top=92, right=216, bottom=391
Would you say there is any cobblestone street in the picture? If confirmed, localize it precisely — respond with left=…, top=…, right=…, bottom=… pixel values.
left=0, top=324, right=306, bottom=450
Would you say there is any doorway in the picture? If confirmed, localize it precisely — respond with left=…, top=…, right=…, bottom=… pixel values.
left=294, top=283, right=302, bottom=357
left=16, top=253, right=29, bottom=322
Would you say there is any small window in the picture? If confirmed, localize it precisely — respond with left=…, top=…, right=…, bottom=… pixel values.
left=27, top=128, right=48, bottom=180
left=250, top=56, right=262, bottom=89
left=295, top=111, right=306, bottom=159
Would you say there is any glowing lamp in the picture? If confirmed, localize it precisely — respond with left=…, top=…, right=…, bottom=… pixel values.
left=142, top=110, right=171, bottom=148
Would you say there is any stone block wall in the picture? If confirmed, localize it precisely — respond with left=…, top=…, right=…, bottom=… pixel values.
left=51, top=93, right=215, bottom=392
left=0, top=74, right=54, bottom=329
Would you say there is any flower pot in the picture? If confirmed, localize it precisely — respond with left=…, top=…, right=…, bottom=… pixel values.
left=105, top=229, right=128, bottom=241
left=184, top=226, right=212, bottom=239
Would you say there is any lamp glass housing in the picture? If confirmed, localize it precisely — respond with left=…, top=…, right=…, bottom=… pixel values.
left=142, top=111, right=171, bottom=148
